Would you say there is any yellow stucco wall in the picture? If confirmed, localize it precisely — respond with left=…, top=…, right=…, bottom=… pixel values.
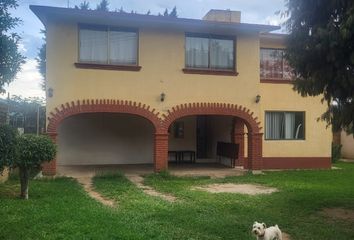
left=260, top=36, right=331, bottom=157
left=260, top=84, right=331, bottom=157
left=45, top=20, right=331, bottom=158
left=46, top=21, right=261, bottom=118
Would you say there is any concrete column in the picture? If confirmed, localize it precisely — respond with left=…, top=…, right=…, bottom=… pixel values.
left=154, top=133, right=169, bottom=172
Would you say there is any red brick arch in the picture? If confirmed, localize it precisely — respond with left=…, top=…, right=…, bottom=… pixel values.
left=43, top=100, right=263, bottom=175
left=43, top=99, right=163, bottom=175
left=46, top=99, right=162, bottom=134
left=157, top=102, right=263, bottom=171
left=161, top=102, right=262, bottom=133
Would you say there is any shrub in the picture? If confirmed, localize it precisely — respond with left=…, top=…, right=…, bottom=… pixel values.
left=15, top=134, right=56, bottom=199
left=0, top=125, right=18, bottom=173
left=331, top=143, right=342, bottom=163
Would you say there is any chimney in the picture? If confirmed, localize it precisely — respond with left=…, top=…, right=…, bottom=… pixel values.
left=202, top=9, right=241, bottom=23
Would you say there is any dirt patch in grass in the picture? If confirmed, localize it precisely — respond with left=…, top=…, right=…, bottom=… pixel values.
left=76, top=177, right=115, bottom=207
left=282, top=232, right=291, bottom=240
left=320, top=208, right=354, bottom=222
left=192, top=183, right=278, bottom=195
left=126, top=174, right=177, bottom=202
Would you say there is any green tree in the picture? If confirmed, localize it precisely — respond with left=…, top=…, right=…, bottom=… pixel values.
left=0, top=0, right=25, bottom=93
left=36, top=30, right=46, bottom=91
left=159, top=7, right=178, bottom=18
left=75, top=1, right=90, bottom=10
left=118, top=7, right=125, bottom=13
left=163, top=8, right=169, bottom=17
left=96, top=0, right=109, bottom=11
left=284, top=0, right=354, bottom=134
left=0, top=125, right=17, bottom=173
left=170, top=6, right=178, bottom=18
left=7, top=95, right=46, bottom=134
left=15, top=134, right=56, bottom=199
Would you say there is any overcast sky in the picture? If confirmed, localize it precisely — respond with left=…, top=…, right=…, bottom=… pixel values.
left=1, top=0, right=287, bottom=99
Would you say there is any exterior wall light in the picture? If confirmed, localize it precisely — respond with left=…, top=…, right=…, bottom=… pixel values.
left=255, top=94, right=261, bottom=103
left=160, top=92, right=166, bottom=102
left=47, top=88, right=54, bottom=98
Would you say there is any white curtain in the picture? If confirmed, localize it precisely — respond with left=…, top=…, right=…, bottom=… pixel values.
left=185, top=37, right=209, bottom=68
left=109, top=31, right=137, bottom=65
left=265, top=112, right=284, bottom=139
left=285, top=113, right=295, bottom=139
left=210, top=38, right=234, bottom=70
left=295, top=124, right=302, bottom=139
left=79, top=29, right=108, bottom=63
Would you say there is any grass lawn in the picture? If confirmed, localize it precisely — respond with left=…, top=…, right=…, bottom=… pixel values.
left=1, top=163, right=354, bottom=239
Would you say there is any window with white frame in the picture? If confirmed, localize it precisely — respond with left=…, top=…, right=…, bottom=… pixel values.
left=265, top=111, right=305, bottom=140
left=79, top=25, right=138, bottom=65
left=185, top=34, right=235, bottom=71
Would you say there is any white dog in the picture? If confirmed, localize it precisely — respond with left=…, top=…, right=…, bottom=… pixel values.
left=252, top=221, right=282, bottom=240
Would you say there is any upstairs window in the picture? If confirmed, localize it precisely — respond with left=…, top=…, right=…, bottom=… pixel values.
left=79, top=25, right=138, bottom=65
left=185, top=34, right=235, bottom=71
left=265, top=111, right=305, bottom=140
left=260, top=48, right=292, bottom=80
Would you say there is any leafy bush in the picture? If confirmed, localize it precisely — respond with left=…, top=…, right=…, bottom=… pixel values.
left=0, top=125, right=18, bottom=173
left=1, top=127, right=57, bottom=199
left=15, top=134, right=57, bottom=199
left=331, top=143, right=342, bottom=163
left=15, top=134, right=56, bottom=169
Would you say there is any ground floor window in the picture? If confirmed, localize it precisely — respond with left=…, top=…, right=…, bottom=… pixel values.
left=265, top=111, right=305, bottom=140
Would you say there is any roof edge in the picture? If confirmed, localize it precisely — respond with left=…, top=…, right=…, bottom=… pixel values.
left=30, top=5, right=280, bottom=33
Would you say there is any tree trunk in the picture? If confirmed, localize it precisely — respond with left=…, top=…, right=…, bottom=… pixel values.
left=19, top=167, right=29, bottom=200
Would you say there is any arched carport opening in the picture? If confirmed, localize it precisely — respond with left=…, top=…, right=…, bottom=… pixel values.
left=166, top=115, right=245, bottom=168
left=44, top=100, right=263, bottom=175
left=156, top=103, right=263, bottom=171
left=57, top=112, right=155, bottom=166
left=44, top=99, right=161, bottom=175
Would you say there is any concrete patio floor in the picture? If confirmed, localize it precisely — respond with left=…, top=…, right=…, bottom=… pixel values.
left=57, top=163, right=246, bottom=179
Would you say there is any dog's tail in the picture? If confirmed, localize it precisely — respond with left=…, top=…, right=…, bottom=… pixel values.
left=275, top=225, right=282, bottom=240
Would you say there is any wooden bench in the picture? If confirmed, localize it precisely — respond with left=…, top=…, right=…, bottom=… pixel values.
left=168, top=151, right=179, bottom=163
left=168, top=150, right=196, bottom=163
left=179, top=150, right=196, bottom=163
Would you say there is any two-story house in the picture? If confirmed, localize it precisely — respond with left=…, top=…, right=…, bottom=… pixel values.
left=30, top=6, right=332, bottom=175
